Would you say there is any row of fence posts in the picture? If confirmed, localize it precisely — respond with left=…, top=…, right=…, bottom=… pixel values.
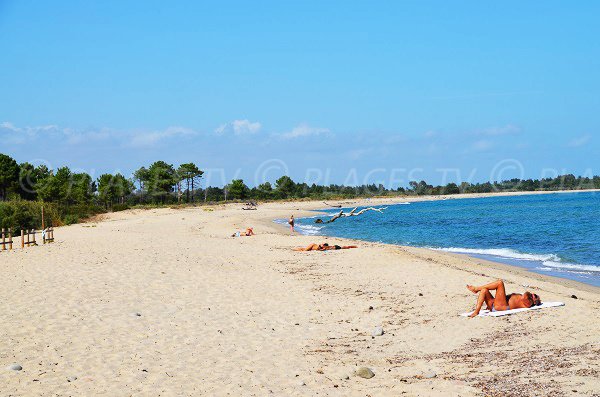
left=1, top=227, right=54, bottom=251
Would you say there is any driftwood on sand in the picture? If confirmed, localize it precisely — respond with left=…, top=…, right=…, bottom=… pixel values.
left=322, top=201, right=342, bottom=208
left=315, top=206, right=388, bottom=224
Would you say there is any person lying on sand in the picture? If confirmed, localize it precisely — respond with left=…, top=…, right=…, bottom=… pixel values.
left=231, top=227, right=254, bottom=237
left=293, top=243, right=357, bottom=251
left=466, top=279, right=541, bottom=318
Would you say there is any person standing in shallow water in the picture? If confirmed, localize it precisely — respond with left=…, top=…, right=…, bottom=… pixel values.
left=288, top=215, right=295, bottom=233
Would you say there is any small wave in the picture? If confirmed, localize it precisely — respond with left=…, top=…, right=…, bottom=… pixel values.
left=295, top=224, right=324, bottom=236
left=273, top=218, right=324, bottom=235
left=541, top=261, right=600, bottom=273
left=302, top=213, right=341, bottom=219
left=435, top=247, right=560, bottom=262
left=436, top=247, right=600, bottom=274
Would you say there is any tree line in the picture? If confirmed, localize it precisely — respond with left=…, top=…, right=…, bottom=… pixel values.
left=1, top=152, right=599, bottom=229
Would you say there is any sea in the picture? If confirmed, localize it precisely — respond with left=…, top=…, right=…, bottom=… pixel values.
left=275, top=192, right=600, bottom=287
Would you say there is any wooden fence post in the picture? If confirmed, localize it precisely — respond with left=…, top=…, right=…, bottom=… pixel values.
left=8, top=228, right=12, bottom=250
left=21, top=229, right=25, bottom=249
left=1, top=228, right=5, bottom=251
left=31, top=229, right=36, bottom=246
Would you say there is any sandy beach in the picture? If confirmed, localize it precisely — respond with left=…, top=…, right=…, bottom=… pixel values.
left=1, top=196, right=599, bottom=396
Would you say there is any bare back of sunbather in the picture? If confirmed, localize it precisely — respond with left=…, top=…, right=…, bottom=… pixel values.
left=293, top=243, right=358, bottom=251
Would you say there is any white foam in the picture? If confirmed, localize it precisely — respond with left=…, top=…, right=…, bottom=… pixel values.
left=294, top=224, right=324, bottom=236
left=541, top=261, right=600, bottom=273
left=303, top=212, right=341, bottom=219
left=436, top=247, right=560, bottom=262
left=436, top=247, right=600, bottom=274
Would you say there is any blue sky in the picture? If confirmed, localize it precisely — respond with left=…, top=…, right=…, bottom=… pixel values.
left=1, top=1, right=598, bottom=187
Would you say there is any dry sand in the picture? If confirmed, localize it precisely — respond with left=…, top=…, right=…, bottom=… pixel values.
left=1, top=196, right=599, bottom=396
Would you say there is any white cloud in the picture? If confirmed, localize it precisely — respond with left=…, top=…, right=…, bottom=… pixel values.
left=280, top=123, right=330, bottom=139
left=568, top=134, right=591, bottom=148
left=0, top=121, right=60, bottom=143
left=128, top=126, right=196, bottom=148
left=0, top=121, right=19, bottom=131
left=1, top=121, right=199, bottom=148
left=215, top=119, right=262, bottom=135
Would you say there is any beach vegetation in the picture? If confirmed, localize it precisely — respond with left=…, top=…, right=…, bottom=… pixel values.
left=1, top=151, right=600, bottom=229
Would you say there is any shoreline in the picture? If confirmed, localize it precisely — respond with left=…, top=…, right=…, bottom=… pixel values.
left=266, top=193, right=600, bottom=293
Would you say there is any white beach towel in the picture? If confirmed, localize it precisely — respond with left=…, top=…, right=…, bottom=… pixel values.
left=460, top=301, right=565, bottom=317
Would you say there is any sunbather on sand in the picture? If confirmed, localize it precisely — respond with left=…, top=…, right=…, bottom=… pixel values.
left=466, top=279, right=541, bottom=318
left=231, top=228, right=255, bottom=237
left=293, top=243, right=357, bottom=251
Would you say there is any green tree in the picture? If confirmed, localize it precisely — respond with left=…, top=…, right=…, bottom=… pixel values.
left=227, top=179, right=249, bottom=200
left=146, top=161, right=177, bottom=203
left=254, top=181, right=273, bottom=200
left=177, top=163, right=204, bottom=202
left=54, top=167, right=75, bottom=204
left=275, top=175, right=296, bottom=198
left=71, top=173, right=95, bottom=204
left=444, top=183, right=460, bottom=195
left=133, top=166, right=149, bottom=203
left=0, top=153, right=20, bottom=201
left=37, top=167, right=74, bottom=204
left=97, top=173, right=133, bottom=208
left=18, top=162, right=38, bottom=200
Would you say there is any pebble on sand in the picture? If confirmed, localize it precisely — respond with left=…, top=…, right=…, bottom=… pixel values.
left=354, top=367, right=375, bottom=379
left=7, top=364, right=22, bottom=371
left=371, top=326, right=384, bottom=337
left=131, top=312, right=142, bottom=317
left=423, top=370, right=437, bottom=379
left=67, top=376, right=78, bottom=382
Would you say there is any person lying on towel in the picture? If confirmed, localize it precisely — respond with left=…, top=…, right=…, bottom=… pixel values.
left=231, top=227, right=255, bottom=237
left=466, top=279, right=541, bottom=318
left=293, top=243, right=357, bottom=251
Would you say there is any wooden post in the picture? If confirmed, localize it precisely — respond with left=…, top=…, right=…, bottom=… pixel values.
left=21, top=229, right=25, bottom=248
left=1, top=228, right=5, bottom=251
left=8, top=228, right=12, bottom=250
left=31, top=229, right=36, bottom=246
left=41, top=206, right=45, bottom=230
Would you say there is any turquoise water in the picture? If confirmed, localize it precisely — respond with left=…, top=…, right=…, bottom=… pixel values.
left=280, top=192, right=600, bottom=287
